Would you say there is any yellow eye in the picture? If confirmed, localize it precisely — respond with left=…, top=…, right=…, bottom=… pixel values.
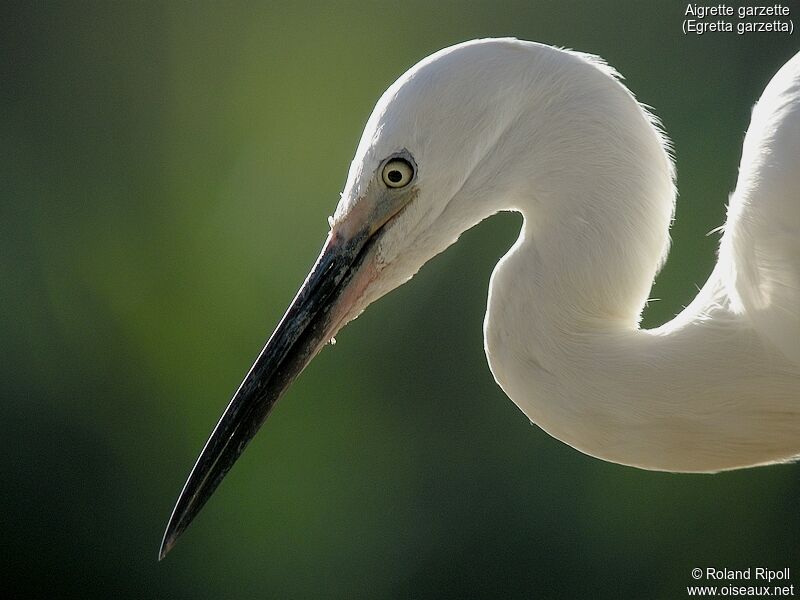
left=381, top=158, right=414, bottom=188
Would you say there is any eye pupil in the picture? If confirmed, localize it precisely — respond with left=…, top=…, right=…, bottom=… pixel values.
left=387, top=170, right=403, bottom=183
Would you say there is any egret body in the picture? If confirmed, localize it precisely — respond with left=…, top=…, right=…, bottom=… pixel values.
left=160, top=39, right=800, bottom=558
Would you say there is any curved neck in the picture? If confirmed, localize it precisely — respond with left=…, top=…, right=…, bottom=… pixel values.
left=487, top=217, right=800, bottom=473
left=478, top=50, right=799, bottom=473
left=444, top=48, right=678, bottom=332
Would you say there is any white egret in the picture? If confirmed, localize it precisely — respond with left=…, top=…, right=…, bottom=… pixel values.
left=160, top=39, right=800, bottom=558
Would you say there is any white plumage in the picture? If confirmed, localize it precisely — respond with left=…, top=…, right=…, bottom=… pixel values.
left=161, top=38, right=800, bottom=557
left=331, top=39, right=800, bottom=472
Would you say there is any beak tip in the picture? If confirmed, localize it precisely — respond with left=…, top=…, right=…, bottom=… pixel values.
left=158, top=526, right=178, bottom=561
left=158, top=539, right=172, bottom=562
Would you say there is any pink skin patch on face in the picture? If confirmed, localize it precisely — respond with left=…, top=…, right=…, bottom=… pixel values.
left=326, top=241, right=381, bottom=340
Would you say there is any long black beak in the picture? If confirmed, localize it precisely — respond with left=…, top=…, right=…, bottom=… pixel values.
left=159, top=226, right=373, bottom=560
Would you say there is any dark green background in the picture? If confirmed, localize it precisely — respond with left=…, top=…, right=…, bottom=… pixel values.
left=3, top=1, right=798, bottom=598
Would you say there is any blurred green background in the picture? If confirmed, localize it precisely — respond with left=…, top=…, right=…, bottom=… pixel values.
left=3, top=1, right=798, bottom=598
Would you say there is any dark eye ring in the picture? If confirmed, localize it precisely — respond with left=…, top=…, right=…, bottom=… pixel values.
left=381, top=158, right=414, bottom=188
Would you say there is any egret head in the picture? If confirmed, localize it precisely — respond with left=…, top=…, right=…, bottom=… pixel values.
left=327, top=43, right=505, bottom=317
left=325, top=38, right=558, bottom=321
